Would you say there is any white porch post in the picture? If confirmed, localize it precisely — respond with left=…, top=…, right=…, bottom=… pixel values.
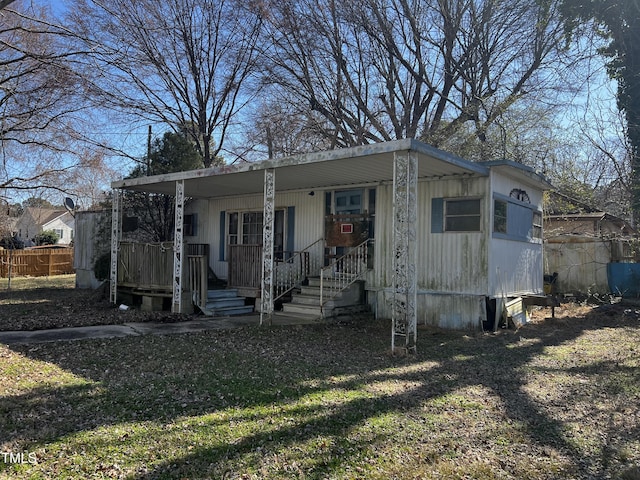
left=391, top=150, right=418, bottom=354
left=109, top=188, right=122, bottom=305
left=260, top=168, right=275, bottom=325
left=172, top=179, right=185, bottom=313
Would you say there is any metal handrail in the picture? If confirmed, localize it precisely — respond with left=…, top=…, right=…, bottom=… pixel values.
left=320, top=238, right=370, bottom=316
left=274, top=238, right=324, bottom=302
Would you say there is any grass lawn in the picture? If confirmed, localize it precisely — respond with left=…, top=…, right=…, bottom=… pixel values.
left=0, top=274, right=76, bottom=291
left=1, top=301, right=639, bottom=479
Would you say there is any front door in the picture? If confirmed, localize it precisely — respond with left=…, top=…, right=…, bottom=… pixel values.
left=334, top=189, right=364, bottom=215
left=326, top=189, right=367, bottom=261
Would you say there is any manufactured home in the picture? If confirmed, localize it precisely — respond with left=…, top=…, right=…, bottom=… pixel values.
left=110, top=139, right=550, bottom=351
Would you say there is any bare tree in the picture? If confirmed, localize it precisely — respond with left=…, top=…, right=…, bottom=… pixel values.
left=67, top=0, right=264, bottom=167
left=256, top=0, right=577, bottom=157
left=0, top=1, right=113, bottom=203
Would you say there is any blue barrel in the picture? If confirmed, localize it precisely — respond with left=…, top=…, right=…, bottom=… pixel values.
left=607, top=263, right=640, bottom=297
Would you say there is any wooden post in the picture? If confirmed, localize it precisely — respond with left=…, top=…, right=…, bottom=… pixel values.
left=7, top=249, right=13, bottom=290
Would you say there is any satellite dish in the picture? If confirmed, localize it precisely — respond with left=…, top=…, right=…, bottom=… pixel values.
left=64, top=197, right=75, bottom=216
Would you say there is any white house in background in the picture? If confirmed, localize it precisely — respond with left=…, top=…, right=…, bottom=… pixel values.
left=16, top=208, right=75, bottom=246
left=111, top=139, right=551, bottom=352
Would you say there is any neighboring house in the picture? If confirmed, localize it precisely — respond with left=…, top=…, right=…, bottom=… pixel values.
left=111, top=139, right=550, bottom=349
left=16, top=208, right=75, bottom=246
left=544, top=192, right=637, bottom=295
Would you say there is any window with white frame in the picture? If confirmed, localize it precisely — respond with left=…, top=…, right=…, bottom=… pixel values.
left=431, top=197, right=482, bottom=233
left=227, top=210, right=285, bottom=259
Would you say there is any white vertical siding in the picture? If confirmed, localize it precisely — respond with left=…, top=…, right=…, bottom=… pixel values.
left=372, top=176, right=489, bottom=294
left=488, top=170, right=544, bottom=296
left=185, top=199, right=210, bottom=245
left=202, top=191, right=324, bottom=279
left=490, top=240, right=543, bottom=296
left=370, top=176, right=490, bottom=329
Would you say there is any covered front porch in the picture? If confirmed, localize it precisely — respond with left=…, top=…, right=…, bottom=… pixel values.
left=110, top=139, right=489, bottom=352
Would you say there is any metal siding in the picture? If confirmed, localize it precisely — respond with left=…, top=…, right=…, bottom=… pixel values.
left=369, top=175, right=492, bottom=329
left=184, top=199, right=210, bottom=245
left=489, top=170, right=544, bottom=296
left=206, top=192, right=323, bottom=280
left=491, top=171, right=544, bottom=210
left=490, top=240, right=543, bottom=296
left=373, top=290, right=486, bottom=330
left=74, top=211, right=106, bottom=271
left=373, top=176, right=489, bottom=296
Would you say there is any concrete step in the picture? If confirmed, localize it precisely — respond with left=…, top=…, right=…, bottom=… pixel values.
left=207, top=289, right=239, bottom=299
left=289, top=293, right=321, bottom=306
left=282, top=303, right=322, bottom=317
left=272, top=311, right=321, bottom=323
left=203, top=305, right=254, bottom=317
left=200, top=289, right=253, bottom=317
left=205, top=298, right=246, bottom=309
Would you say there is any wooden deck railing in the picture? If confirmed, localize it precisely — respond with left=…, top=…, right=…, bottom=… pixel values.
left=117, top=242, right=173, bottom=291
left=228, top=244, right=262, bottom=289
left=0, top=248, right=74, bottom=278
left=187, top=244, right=209, bottom=308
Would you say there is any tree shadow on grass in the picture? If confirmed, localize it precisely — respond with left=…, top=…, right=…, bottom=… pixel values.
left=1, top=305, right=639, bottom=478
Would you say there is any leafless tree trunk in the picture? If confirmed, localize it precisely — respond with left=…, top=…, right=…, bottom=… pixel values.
left=67, top=0, right=263, bottom=167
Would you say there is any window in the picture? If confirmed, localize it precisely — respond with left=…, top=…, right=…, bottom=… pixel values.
left=54, top=229, right=64, bottom=239
left=183, top=214, right=197, bottom=236
left=227, top=210, right=285, bottom=260
left=444, top=199, right=481, bottom=232
left=493, top=200, right=507, bottom=233
left=242, top=212, right=263, bottom=245
left=492, top=194, right=542, bottom=242
left=228, top=212, right=238, bottom=245
left=532, top=211, right=542, bottom=239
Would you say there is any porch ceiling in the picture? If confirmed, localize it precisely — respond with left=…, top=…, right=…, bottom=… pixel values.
left=112, top=139, right=490, bottom=198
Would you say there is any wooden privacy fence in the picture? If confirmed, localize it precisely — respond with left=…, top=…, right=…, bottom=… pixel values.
left=0, top=248, right=75, bottom=278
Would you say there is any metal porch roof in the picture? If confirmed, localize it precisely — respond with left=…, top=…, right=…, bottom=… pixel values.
left=111, top=139, right=493, bottom=198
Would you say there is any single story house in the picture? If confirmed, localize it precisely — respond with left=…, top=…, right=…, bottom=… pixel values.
left=15, top=208, right=75, bottom=246
left=110, top=139, right=551, bottom=352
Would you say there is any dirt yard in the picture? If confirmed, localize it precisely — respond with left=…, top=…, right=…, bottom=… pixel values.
left=2, top=274, right=639, bottom=333
left=0, top=275, right=188, bottom=331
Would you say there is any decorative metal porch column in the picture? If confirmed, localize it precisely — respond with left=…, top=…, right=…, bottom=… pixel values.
left=172, top=179, right=185, bottom=313
left=260, top=168, right=275, bottom=325
left=109, top=188, right=122, bottom=305
left=391, top=151, right=418, bottom=354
